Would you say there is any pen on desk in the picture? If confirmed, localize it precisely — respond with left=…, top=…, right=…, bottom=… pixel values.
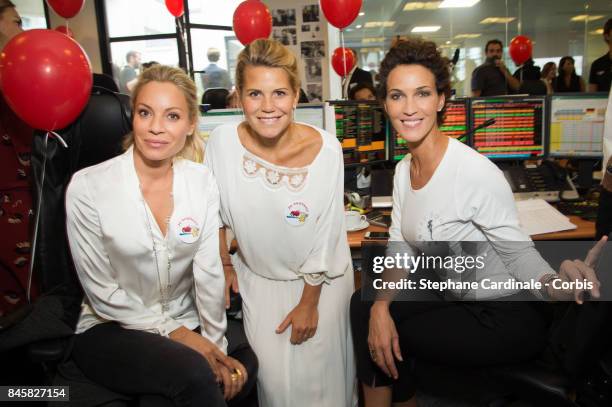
left=368, top=219, right=388, bottom=227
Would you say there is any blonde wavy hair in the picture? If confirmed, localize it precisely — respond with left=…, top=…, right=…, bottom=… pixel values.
left=235, top=38, right=300, bottom=94
left=123, top=65, right=203, bottom=163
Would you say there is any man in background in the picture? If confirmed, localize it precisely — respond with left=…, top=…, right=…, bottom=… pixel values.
left=589, top=18, right=612, bottom=92
left=201, top=47, right=232, bottom=90
left=119, top=50, right=141, bottom=94
left=471, top=39, right=520, bottom=96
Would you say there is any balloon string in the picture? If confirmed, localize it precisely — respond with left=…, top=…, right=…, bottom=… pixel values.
left=27, top=131, right=68, bottom=302
left=340, top=29, right=347, bottom=99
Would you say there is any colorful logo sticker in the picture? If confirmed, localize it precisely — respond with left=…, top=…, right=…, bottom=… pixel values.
left=177, top=217, right=200, bottom=244
left=285, top=202, right=310, bottom=226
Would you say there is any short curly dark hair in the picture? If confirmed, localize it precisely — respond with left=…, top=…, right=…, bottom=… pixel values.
left=377, top=37, right=451, bottom=125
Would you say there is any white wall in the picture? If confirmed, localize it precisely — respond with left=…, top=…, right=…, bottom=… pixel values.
left=48, top=0, right=102, bottom=73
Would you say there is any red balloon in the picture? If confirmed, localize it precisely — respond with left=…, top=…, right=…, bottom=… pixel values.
left=321, top=0, right=362, bottom=30
left=331, top=47, right=356, bottom=77
left=46, top=0, right=84, bottom=19
left=55, top=25, right=74, bottom=38
left=233, top=0, right=272, bottom=46
left=0, top=30, right=92, bottom=131
left=509, top=35, right=533, bottom=66
left=165, top=0, right=184, bottom=18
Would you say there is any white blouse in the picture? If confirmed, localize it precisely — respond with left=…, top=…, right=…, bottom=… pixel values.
left=65, top=147, right=227, bottom=352
left=204, top=122, right=351, bottom=285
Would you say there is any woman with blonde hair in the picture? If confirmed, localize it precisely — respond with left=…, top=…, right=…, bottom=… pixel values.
left=205, top=39, right=356, bottom=406
left=66, top=65, right=255, bottom=406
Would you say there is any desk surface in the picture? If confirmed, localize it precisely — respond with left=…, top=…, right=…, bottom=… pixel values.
left=347, top=215, right=596, bottom=248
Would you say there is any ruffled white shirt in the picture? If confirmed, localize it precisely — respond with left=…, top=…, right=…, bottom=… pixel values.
left=204, top=122, right=351, bottom=285
left=65, top=147, right=227, bottom=352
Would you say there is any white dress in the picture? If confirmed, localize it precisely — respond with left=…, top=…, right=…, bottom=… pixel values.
left=204, top=123, right=356, bottom=407
left=65, top=147, right=227, bottom=351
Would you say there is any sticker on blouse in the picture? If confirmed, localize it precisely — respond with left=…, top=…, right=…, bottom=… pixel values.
left=177, top=217, right=200, bottom=244
left=285, top=202, right=310, bottom=226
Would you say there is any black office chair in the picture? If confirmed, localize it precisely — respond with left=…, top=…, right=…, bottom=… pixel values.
left=202, top=87, right=230, bottom=109
left=93, top=73, right=120, bottom=93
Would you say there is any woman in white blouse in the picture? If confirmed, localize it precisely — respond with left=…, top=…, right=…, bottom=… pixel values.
left=65, top=65, right=255, bottom=406
left=204, top=39, right=356, bottom=407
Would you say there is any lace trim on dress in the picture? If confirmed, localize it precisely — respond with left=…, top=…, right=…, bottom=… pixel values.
left=241, top=152, right=308, bottom=192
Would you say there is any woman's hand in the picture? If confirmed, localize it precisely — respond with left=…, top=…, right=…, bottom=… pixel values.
left=549, top=236, right=607, bottom=304
left=217, top=356, right=248, bottom=400
left=368, top=301, right=403, bottom=379
left=223, top=264, right=239, bottom=309
left=276, top=302, right=319, bottom=345
left=169, top=326, right=226, bottom=381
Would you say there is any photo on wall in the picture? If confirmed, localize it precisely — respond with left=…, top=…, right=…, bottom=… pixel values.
left=301, top=24, right=310, bottom=32
left=273, top=27, right=297, bottom=46
left=301, top=41, right=325, bottom=58
left=305, top=58, right=322, bottom=82
left=272, top=8, right=296, bottom=27
left=306, top=83, right=323, bottom=102
left=302, top=4, right=319, bottom=23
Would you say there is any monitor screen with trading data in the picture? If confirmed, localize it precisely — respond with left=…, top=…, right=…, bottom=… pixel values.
left=548, top=93, right=607, bottom=158
left=392, top=98, right=469, bottom=161
left=331, top=101, right=388, bottom=165
left=470, top=96, right=546, bottom=160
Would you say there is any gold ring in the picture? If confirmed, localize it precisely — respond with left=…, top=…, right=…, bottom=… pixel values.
left=234, top=368, right=243, bottom=377
left=231, top=373, right=238, bottom=382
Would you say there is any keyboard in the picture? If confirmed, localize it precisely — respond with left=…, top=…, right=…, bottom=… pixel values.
left=502, top=165, right=579, bottom=202
left=556, top=200, right=599, bottom=221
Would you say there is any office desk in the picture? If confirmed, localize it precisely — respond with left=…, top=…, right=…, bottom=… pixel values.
left=347, top=215, right=596, bottom=248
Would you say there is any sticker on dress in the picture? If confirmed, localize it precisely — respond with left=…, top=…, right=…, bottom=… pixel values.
left=177, top=217, right=200, bottom=244
left=285, top=202, right=310, bottom=226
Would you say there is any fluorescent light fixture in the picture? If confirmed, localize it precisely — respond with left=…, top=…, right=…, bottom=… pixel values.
left=364, top=21, right=396, bottom=28
left=359, top=12, right=365, bottom=16
left=590, top=28, right=604, bottom=35
left=403, top=1, right=441, bottom=11
left=411, top=25, right=441, bottom=33
left=439, top=0, right=480, bottom=8
left=356, top=24, right=362, bottom=28
left=362, top=37, right=385, bottom=44
left=571, top=15, right=604, bottom=22
left=480, top=17, right=516, bottom=24
left=454, top=33, right=481, bottom=39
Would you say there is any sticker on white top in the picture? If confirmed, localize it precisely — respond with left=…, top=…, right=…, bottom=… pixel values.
left=177, top=217, right=200, bottom=243
left=285, top=202, right=310, bottom=226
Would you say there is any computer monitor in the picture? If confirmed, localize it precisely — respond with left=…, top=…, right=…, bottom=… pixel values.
left=547, top=93, right=607, bottom=159
left=198, top=103, right=325, bottom=144
left=391, top=98, right=470, bottom=161
left=470, top=96, right=546, bottom=160
left=330, top=100, right=388, bottom=166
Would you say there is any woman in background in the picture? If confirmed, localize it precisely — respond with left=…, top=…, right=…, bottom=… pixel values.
left=205, top=39, right=355, bottom=407
left=541, top=61, right=557, bottom=94
left=555, top=56, right=585, bottom=92
left=66, top=65, right=255, bottom=406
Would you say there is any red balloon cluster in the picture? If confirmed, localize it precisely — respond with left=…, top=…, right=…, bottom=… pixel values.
left=509, top=35, right=533, bottom=66
left=233, top=0, right=273, bottom=45
left=46, top=0, right=84, bottom=19
left=331, top=47, right=356, bottom=77
left=0, top=30, right=92, bottom=131
left=55, top=25, right=74, bottom=38
left=321, top=0, right=363, bottom=30
left=165, top=0, right=184, bottom=18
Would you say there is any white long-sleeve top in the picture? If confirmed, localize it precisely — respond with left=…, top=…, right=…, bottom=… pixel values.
left=65, top=147, right=227, bottom=352
left=389, top=137, right=555, bottom=299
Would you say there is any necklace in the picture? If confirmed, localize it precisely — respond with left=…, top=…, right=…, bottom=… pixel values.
left=139, top=180, right=174, bottom=313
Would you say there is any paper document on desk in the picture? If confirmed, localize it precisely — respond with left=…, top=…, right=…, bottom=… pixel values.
left=515, top=199, right=577, bottom=236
